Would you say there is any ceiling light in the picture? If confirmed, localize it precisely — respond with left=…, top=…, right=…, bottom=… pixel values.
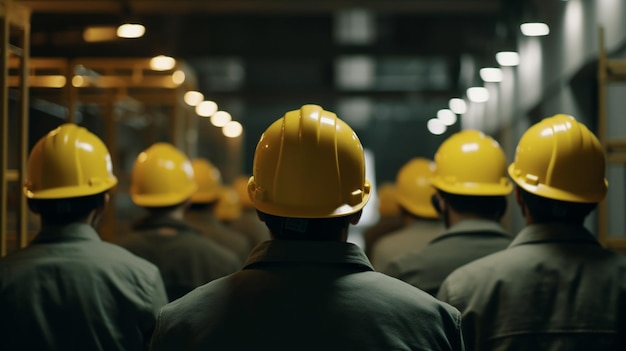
left=116, top=23, right=145, bottom=38
left=467, top=87, right=489, bottom=103
left=449, top=98, right=467, bottom=114
left=172, top=70, right=185, bottom=85
left=496, top=51, right=520, bottom=66
left=211, top=111, right=232, bottom=127
left=150, top=55, right=176, bottom=71
left=427, top=118, right=446, bottom=135
left=520, top=22, right=550, bottom=36
left=184, top=91, right=204, bottom=106
left=223, top=121, right=243, bottom=138
left=437, top=109, right=457, bottom=126
left=479, top=68, right=503, bottom=82
left=195, top=101, right=218, bottom=117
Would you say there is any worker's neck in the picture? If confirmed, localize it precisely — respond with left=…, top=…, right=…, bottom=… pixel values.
left=446, top=209, right=494, bottom=227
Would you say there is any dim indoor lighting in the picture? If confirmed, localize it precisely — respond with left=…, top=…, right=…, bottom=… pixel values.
left=437, top=109, right=457, bottom=126
left=184, top=91, right=204, bottom=106
left=520, top=22, right=550, bottom=37
left=449, top=98, right=467, bottom=114
left=211, top=111, right=232, bottom=127
left=479, top=67, right=503, bottom=82
left=495, top=51, right=520, bottom=67
left=116, top=23, right=145, bottom=38
left=150, top=55, right=176, bottom=71
left=195, top=100, right=218, bottom=117
left=427, top=118, right=446, bottom=135
left=467, top=87, right=489, bottom=103
left=223, top=121, right=243, bottom=138
left=172, top=70, right=185, bottom=85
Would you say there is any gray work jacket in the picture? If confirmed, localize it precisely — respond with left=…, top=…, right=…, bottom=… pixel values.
left=383, top=219, right=511, bottom=296
left=185, top=210, right=253, bottom=262
left=118, top=215, right=241, bottom=301
left=437, top=222, right=626, bottom=351
left=0, top=223, right=168, bottom=351
left=371, top=219, right=445, bottom=271
left=151, top=239, right=465, bottom=351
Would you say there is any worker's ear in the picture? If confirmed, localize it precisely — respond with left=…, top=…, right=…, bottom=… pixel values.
left=349, top=210, right=363, bottom=225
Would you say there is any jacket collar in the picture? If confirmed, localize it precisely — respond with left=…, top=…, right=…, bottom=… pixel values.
left=510, top=222, right=600, bottom=248
left=31, top=222, right=101, bottom=244
left=432, top=218, right=509, bottom=243
left=132, top=214, right=200, bottom=234
left=243, top=239, right=374, bottom=271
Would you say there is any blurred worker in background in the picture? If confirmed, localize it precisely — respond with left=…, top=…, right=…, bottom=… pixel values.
left=438, top=115, right=626, bottom=350
left=362, top=182, right=404, bottom=257
left=0, top=124, right=168, bottom=351
left=213, top=185, right=243, bottom=224
left=184, top=158, right=251, bottom=262
left=370, top=158, right=443, bottom=271
left=149, top=104, right=464, bottom=350
left=383, top=130, right=512, bottom=296
left=229, top=174, right=271, bottom=246
left=118, top=143, right=240, bottom=301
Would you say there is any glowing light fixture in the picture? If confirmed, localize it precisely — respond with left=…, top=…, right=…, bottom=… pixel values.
left=172, top=70, right=185, bottom=85
left=520, top=22, right=550, bottom=36
left=496, top=51, right=520, bottom=66
left=117, top=23, right=145, bottom=38
left=223, top=121, right=243, bottom=138
left=427, top=118, right=446, bottom=135
left=437, top=109, right=457, bottom=126
left=211, top=111, right=232, bottom=127
left=479, top=68, right=503, bottom=82
left=150, top=55, right=176, bottom=71
left=467, top=87, right=489, bottom=103
left=184, top=91, right=204, bottom=106
left=196, top=100, right=218, bottom=117
left=449, top=98, right=467, bottom=114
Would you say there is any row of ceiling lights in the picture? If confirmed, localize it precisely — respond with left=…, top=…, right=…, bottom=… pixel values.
left=183, top=91, right=243, bottom=138
left=426, top=21, right=551, bottom=135
left=111, top=18, right=550, bottom=139
left=112, top=23, right=243, bottom=138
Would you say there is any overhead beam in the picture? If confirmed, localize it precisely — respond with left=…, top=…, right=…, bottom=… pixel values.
left=19, top=0, right=500, bottom=15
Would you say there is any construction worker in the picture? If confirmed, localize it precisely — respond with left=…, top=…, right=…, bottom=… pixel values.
left=0, top=124, right=168, bottom=350
left=362, top=182, right=404, bottom=257
left=118, top=143, right=240, bottom=301
left=213, top=185, right=243, bottom=224
left=370, top=158, right=444, bottom=270
left=383, top=130, right=512, bottom=296
left=149, top=105, right=464, bottom=350
left=438, top=115, right=626, bottom=350
left=184, top=158, right=251, bottom=262
left=229, top=174, right=271, bottom=246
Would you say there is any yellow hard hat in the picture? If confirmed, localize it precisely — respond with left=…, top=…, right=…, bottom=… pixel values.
left=248, top=104, right=371, bottom=218
left=233, top=175, right=254, bottom=209
left=214, top=186, right=242, bottom=221
left=24, top=123, right=117, bottom=199
left=190, top=158, right=222, bottom=203
left=431, top=129, right=512, bottom=196
left=396, top=158, right=438, bottom=218
left=376, top=182, right=400, bottom=217
left=508, top=114, right=607, bottom=203
left=130, top=142, right=197, bottom=207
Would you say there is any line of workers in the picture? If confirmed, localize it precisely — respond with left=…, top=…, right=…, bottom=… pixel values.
left=0, top=104, right=625, bottom=350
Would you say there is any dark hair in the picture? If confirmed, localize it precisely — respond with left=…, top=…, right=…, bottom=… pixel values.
left=28, top=191, right=107, bottom=225
left=260, top=211, right=353, bottom=241
left=438, top=190, right=507, bottom=221
left=188, top=202, right=216, bottom=211
left=518, top=187, right=597, bottom=224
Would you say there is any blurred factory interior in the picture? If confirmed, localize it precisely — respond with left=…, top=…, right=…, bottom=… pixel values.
left=2, top=0, right=626, bottom=252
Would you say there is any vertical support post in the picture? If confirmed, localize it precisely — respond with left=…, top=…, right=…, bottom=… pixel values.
left=17, top=5, right=29, bottom=248
left=0, top=1, right=10, bottom=257
left=597, top=26, right=608, bottom=246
